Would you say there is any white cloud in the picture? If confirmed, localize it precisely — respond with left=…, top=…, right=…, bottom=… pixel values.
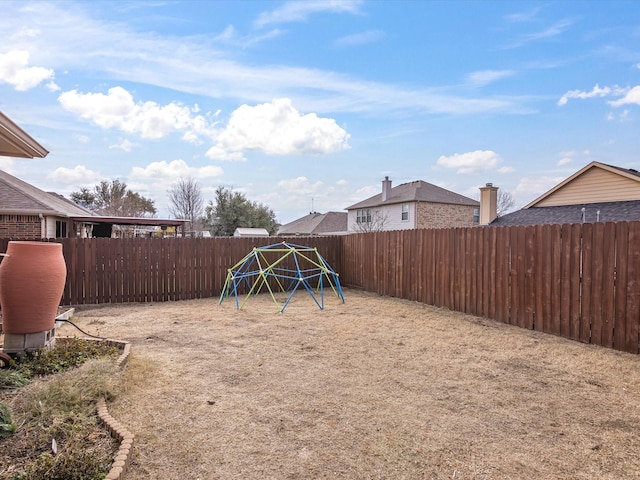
left=58, top=86, right=218, bottom=140
left=498, top=166, right=515, bottom=174
left=0, top=3, right=529, bottom=118
left=557, top=84, right=612, bottom=106
left=506, top=19, right=574, bottom=49
left=254, top=0, right=363, bottom=28
left=214, top=24, right=284, bottom=48
left=515, top=175, right=565, bottom=198
left=277, top=176, right=324, bottom=194
left=0, top=158, right=14, bottom=171
left=609, top=86, right=640, bottom=107
left=437, top=150, right=500, bottom=174
left=504, top=7, right=542, bottom=23
left=206, top=98, right=350, bottom=161
left=72, top=133, right=89, bottom=144
left=48, top=165, right=102, bottom=185
left=130, top=159, right=223, bottom=182
left=109, top=139, right=134, bottom=152
left=0, top=50, right=54, bottom=91
left=467, top=70, right=515, bottom=87
left=334, top=30, right=385, bottom=48
left=557, top=157, right=572, bottom=166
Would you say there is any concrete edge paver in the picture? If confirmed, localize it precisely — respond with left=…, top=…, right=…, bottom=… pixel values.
left=58, top=336, right=133, bottom=480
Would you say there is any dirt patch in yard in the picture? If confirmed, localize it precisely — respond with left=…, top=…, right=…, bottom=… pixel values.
left=62, top=289, right=640, bottom=480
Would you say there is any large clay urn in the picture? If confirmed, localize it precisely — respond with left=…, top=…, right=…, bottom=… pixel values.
left=0, top=241, right=67, bottom=334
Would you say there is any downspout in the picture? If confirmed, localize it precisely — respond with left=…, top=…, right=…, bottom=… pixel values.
left=39, top=213, right=45, bottom=238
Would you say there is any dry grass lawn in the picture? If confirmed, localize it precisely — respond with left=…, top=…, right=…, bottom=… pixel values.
left=61, top=289, right=640, bottom=480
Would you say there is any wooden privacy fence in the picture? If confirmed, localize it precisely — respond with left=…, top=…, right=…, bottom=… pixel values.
left=341, top=221, right=640, bottom=354
left=0, top=236, right=342, bottom=306
left=1, top=221, right=639, bottom=353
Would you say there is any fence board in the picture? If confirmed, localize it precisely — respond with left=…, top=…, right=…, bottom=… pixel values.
left=512, top=226, right=525, bottom=327
left=569, top=223, right=582, bottom=341
left=550, top=224, right=562, bottom=336
left=593, top=223, right=616, bottom=348
left=523, top=226, right=535, bottom=330
left=537, top=225, right=552, bottom=333
left=590, top=222, right=605, bottom=346
left=626, top=222, right=640, bottom=353
left=581, top=223, right=593, bottom=343
left=494, top=227, right=508, bottom=324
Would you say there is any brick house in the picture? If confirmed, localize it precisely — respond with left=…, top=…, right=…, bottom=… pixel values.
left=346, top=177, right=479, bottom=232
left=0, top=168, right=98, bottom=238
left=0, top=169, right=190, bottom=238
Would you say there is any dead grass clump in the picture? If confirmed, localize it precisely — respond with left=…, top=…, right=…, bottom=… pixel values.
left=0, top=357, right=121, bottom=480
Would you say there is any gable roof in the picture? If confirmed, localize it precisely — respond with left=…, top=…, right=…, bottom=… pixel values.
left=525, top=161, right=640, bottom=208
left=0, top=111, right=49, bottom=159
left=0, top=169, right=92, bottom=217
left=278, top=212, right=348, bottom=235
left=346, top=180, right=478, bottom=210
left=491, top=200, right=640, bottom=227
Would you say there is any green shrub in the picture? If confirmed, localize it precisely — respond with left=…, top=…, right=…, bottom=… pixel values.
left=0, top=402, right=16, bottom=438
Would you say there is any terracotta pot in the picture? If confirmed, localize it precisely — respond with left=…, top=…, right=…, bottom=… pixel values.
left=0, top=241, right=67, bottom=334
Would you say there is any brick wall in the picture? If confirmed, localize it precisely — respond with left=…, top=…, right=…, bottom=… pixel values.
left=0, top=214, right=41, bottom=239
left=416, top=203, right=477, bottom=229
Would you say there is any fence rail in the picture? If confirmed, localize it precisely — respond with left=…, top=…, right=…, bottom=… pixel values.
left=1, top=221, right=638, bottom=353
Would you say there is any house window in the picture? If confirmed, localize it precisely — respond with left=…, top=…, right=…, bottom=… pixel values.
left=56, top=220, right=67, bottom=238
left=401, top=204, right=409, bottom=221
left=356, top=209, right=372, bottom=224
left=473, top=208, right=480, bottom=224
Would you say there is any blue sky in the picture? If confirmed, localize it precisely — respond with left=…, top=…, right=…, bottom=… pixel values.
left=1, top=0, right=639, bottom=224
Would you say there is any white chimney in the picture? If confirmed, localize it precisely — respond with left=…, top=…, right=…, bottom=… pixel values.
left=382, top=176, right=392, bottom=202
left=479, top=183, right=498, bottom=225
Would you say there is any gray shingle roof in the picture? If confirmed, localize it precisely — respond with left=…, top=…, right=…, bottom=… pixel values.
left=346, top=180, right=478, bottom=210
left=491, top=200, right=640, bottom=226
left=278, top=211, right=348, bottom=235
left=0, top=169, right=92, bottom=217
left=608, top=164, right=640, bottom=178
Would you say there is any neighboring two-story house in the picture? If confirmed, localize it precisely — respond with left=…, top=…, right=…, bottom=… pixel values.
left=346, top=177, right=479, bottom=232
left=485, top=162, right=640, bottom=226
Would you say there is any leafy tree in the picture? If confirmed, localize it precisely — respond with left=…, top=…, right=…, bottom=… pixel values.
left=204, top=186, right=277, bottom=236
left=167, top=177, right=204, bottom=235
left=70, top=179, right=156, bottom=217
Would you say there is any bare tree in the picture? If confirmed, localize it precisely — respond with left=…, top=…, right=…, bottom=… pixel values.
left=497, top=190, right=516, bottom=217
left=352, top=209, right=388, bottom=233
left=167, top=177, right=205, bottom=235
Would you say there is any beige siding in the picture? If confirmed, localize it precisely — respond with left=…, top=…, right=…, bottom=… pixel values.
left=536, top=168, right=640, bottom=207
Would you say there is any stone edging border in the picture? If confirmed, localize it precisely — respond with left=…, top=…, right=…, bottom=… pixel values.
left=58, top=337, right=133, bottom=480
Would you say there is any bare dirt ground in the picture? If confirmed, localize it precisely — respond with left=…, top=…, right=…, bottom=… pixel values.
left=61, top=289, right=640, bottom=480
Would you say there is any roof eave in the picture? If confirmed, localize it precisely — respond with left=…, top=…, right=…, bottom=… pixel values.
left=0, top=111, right=49, bottom=159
